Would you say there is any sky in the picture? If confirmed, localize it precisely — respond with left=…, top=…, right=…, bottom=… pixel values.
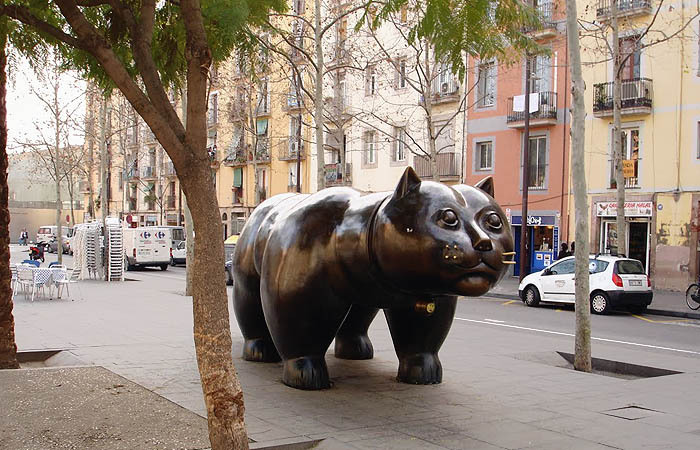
left=7, top=57, right=86, bottom=153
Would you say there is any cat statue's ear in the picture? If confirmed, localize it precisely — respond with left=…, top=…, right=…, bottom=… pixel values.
left=475, top=177, right=495, bottom=197
left=394, top=167, right=422, bottom=200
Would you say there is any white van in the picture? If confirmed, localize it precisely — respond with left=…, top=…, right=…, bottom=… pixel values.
left=37, top=225, right=73, bottom=251
left=123, top=226, right=172, bottom=271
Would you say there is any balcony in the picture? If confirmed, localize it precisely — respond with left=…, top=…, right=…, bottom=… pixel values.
left=429, top=76, right=460, bottom=104
left=593, top=78, right=653, bottom=117
left=165, top=195, right=177, bottom=209
left=506, top=91, right=558, bottom=128
left=128, top=167, right=140, bottom=180
left=79, top=180, right=90, bottom=193
left=223, top=147, right=249, bottom=166
left=280, top=140, right=305, bottom=161
left=524, top=2, right=557, bottom=39
left=596, top=0, right=652, bottom=21
left=141, top=166, right=156, bottom=179
left=255, top=98, right=270, bottom=116
left=414, top=153, right=460, bottom=180
left=325, top=162, right=352, bottom=186
left=285, top=93, right=303, bottom=110
left=128, top=197, right=137, bottom=211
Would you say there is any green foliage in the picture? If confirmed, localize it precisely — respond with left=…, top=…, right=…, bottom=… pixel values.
left=368, top=0, right=542, bottom=77
left=0, top=0, right=286, bottom=95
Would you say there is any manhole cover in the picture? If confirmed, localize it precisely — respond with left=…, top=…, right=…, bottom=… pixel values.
left=602, top=406, right=661, bottom=420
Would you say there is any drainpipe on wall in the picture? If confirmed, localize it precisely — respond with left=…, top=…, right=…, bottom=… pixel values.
left=675, top=3, right=685, bottom=193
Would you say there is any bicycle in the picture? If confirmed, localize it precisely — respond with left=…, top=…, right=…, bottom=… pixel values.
left=686, top=276, right=700, bottom=310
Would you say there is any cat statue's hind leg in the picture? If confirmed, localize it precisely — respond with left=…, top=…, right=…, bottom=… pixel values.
left=334, top=304, right=379, bottom=360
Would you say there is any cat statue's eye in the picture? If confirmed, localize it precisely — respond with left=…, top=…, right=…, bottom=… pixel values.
left=485, top=213, right=503, bottom=231
left=440, top=209, right=459, bottom=227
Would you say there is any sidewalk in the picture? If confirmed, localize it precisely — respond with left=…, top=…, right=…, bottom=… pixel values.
left=489, top=275, right=700, bottom=320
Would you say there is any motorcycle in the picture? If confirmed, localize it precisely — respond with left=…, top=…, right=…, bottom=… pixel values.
left=29, top=243, right=45, bottom=263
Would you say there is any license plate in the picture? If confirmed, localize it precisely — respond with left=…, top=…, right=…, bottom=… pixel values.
left=629, top=280, right=642, bottom=286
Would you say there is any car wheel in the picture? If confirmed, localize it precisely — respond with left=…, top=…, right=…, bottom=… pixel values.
left=524, top=286, right=540, bottom=307
left=590, top=292, right=610, bottom=314
left=225, top=268, right=233, bottom=286
left=160, top=264, right=168, bottom=271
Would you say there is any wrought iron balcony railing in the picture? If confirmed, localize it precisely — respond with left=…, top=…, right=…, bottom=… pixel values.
left=507, top=91, right=558, bottom=123
left=593, top=78, right=653, bottom=115
left=596, top=0, right=652, bottom=19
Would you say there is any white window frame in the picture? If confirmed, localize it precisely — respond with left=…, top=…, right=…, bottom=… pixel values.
left=526, top=135, right=548, bottom=190
left=393, top=127, right=407, bottom=162
left=477, top=61, right=495, bottom=108
left=609, top=126, right=641, bottom=188
left=477, top=141, right=493, bottom=171
left=366, top=66, right=376, bottom=96
left=398, top=59, right=407, bottom=89
left=364, top=131, right=377, bottom=164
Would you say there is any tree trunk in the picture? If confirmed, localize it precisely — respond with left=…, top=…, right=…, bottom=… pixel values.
left=612, top=1, right=626, bottom=256
left=314, top=0, right=325, bottom=191
left=55, top=76, right=63, bottom=265
left=0, top=28, right=18, bottom=370
left=424, top=45, right=439, bottom=181
left=566, top=0, right=591, bottom=373
left=55, top=167, right=63, bottom=265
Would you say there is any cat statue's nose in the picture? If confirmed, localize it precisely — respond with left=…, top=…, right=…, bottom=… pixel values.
left=473, top=237, right=493, bottom=252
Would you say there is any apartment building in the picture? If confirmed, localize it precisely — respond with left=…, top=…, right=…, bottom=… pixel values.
left=323, top=1, right=465, bottom=193
left=465, top=0, right=571, bottom=276
left=578, top=0, right=700, bottom=290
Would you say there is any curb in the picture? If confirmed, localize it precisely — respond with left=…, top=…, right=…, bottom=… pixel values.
left=482, top=293, right=700, bottom=320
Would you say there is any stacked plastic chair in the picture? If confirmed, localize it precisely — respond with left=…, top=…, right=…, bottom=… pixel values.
left=107, top=223, right=124, bottom=281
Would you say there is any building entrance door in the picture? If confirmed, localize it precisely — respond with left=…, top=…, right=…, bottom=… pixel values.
left=628, top=221, right=649, bottom=271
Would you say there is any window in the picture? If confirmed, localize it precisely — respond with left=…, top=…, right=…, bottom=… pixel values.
left=477, top=61, right=495, bottom=107
left=208, top=92, right=218, bottom=125
left=393, top=127, right=407, bottom=162
left=619, top=36, right=641, bottom=80
left=257, top=80, right=269, bottom=115
left=527, top=136, right=547, bottom=189
left=433, top=119, right=455, bottom=154
left=434, top=61, right=455, bottom=95
left=365, top=65, right=376, bottom=96
left=697, top=122, right=700, bottom=159
left=550, top=259, right=575, bottom=275
left=364, top=131, right=377, bottom=164
left=289, top=116, right=302, bottom=154
left=338, top=18, right=347, bottom=47
left=528, top=54, right=551, bottom=93
left=610, top=127, right=640, bottom=188
left=398, top=59, right=407, bottom=89
left=288, top=163, right=300, bottom=189
left=292, top=0, right=305, bottom=15
left=476, top=141, right=493, bottom=170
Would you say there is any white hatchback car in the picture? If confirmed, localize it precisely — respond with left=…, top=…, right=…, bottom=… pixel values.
left=518, top=255, right=652, bottom=314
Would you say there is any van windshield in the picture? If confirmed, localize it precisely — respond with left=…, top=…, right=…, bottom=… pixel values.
left=616, top=260, right=645, bottom=274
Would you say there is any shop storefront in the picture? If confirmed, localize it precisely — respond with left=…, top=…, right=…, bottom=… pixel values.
left=508, top=210, right=560, bottom=276
left=595, top=201, right=652, bottom=272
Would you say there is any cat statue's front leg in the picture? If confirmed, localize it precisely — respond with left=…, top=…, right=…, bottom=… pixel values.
left=384, top=296, right=457, bottom=384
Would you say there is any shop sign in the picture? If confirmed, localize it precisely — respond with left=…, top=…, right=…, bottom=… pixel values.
left=622, top=160, right=635, bottom=178
left=146, top=215, right=158, bottom=222
left=511, top=215, right=556, bottom=226
left=596, top=201, right=652, bottom=217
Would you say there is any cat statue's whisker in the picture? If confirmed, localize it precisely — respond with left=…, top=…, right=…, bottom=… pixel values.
left=502, top=261, right=516, bottom=265
left=502, top=251, right=516, bottom=256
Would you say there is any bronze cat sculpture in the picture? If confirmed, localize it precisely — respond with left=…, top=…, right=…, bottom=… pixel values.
left=232, top=167, right=514, bottom=390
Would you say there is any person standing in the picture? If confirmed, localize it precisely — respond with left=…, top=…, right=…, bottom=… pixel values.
left=558, top=242, right=570, bottom=260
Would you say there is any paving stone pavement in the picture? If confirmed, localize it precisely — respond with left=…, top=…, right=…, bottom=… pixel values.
left=7, top=246, right=700, bottom=449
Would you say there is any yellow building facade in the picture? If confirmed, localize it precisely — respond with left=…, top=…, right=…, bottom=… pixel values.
left=577, top=0, right=700, bottom=290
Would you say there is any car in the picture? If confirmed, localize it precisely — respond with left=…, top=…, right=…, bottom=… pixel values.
left=518, top=255, right=652, bottom=314
left=170, top=240, right=187, bottom=266
left=47, top=236, right=71, bottom=254
left=225, top=260, right=233, bottom=286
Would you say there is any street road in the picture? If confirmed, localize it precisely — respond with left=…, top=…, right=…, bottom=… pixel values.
left=15, top=245, right=700, bottom=362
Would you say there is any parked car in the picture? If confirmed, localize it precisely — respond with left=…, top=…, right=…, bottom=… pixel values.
left=518, top=255, right=652, bottom=314
left=47, top=236, right=71, bottom=254
left=170, top=240, right=186, bottom=266
left=225, top=260, right=233, bottom=286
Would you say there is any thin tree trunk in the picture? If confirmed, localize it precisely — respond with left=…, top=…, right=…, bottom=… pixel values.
left=566, top=0, right=592, bottom=373
left=184, top=199, right=194, bottom=296
left=55, top=78, right=63, bottom=265
left=314, top=0, right=325, bottom=190
left=612, top=1, right=626, bottom=256
left=424, top=45, right=439, bottom=180
left=0, top=28, right=19, bottom=370
left=55, top=167, right=63, bottom=265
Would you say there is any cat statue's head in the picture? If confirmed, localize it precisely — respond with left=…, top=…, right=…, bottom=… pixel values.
left=372, top=167, right=514, bottom=297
